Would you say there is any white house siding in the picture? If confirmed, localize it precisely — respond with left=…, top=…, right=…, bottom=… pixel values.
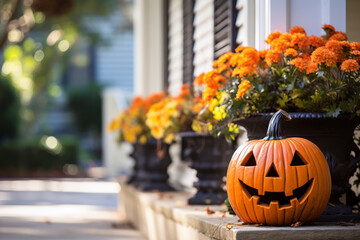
left=168, top=0, right=183, bottom=96
left=193, top=0, right=214, bottom=77
left=134, top=0, right=164, bottom=96
left=94, top=14, right=134, bottom=92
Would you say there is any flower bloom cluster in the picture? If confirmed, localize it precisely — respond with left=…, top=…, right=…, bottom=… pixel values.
left=108, top=92, right=164, bottom=144
left=109, top=25, right=360, bottom=144
left=192, top=24, right=360, bottom=140
left=145, top=84, right=200, bottom=143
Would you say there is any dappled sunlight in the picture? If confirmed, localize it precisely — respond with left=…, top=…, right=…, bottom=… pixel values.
left=0, top=179, right=145, bottom=240
left=0, top=179, right=120, bottom=193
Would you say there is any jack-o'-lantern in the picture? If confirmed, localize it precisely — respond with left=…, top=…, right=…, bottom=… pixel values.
left=226, top=110, right=331, bottom=225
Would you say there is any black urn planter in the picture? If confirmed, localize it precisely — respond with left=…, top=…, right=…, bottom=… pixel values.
left=128, top=140, right=174, bottom=191
left=236, top=113, right=360, bottom=222
left=180, top=132, right=235, bottom=205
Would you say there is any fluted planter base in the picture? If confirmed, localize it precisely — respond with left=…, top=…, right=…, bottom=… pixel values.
left=180, top=132, right=234, bottom=205
left=129, top=140, right=174, bottom=192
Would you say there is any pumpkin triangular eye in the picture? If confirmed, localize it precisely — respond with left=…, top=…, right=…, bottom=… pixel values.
left=241, top=152, right=257, bottom=166
left=290, top=151, right=307, bottom=166
left=266, top=163, right=279, bottom=177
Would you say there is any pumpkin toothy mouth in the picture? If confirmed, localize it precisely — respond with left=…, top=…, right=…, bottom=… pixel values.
left=238, top=178, right=313, bottom=207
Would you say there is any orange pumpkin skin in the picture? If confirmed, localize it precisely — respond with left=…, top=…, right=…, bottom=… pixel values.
left=226, top=111, right=331, bottom=226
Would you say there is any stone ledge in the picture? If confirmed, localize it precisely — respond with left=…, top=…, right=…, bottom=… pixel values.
left=119, top=184, right=360, bottom=240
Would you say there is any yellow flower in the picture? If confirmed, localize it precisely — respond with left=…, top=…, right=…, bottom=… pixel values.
left=139, top=135, right=147, bottom=144
left=213, top=106, right=227, bottom=121
left=228, top=123, right=239, bottom=134
left=164, top=133, right=175, bottom=144
left=228, top=123, right=240, bottom=141
left=219, top=91, right=230, bottom=104
left=124, top=131, right=136, bottom=143
left=209, top=98, right=219, bottom=112
left=207, top=123, right=213, bottom=131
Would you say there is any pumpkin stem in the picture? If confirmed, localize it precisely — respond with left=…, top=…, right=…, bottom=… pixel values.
left=263, top=109, right=291, bottom=141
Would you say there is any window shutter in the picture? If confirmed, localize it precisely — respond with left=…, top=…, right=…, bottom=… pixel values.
left=167, top=0, right=184, bottom=95
left=213, top=0, right=237, bottom=59
left=193, top=0, right=214, bottom=77
left=182, top=0, right=195, bottom=83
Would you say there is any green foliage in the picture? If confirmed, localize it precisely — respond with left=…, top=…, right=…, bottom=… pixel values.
left=195, top=26, right=360, bottom=141
left=0, top=136, right=78, bottom=172
left=224, top=198, right=235, bottom=215
left=0, top=74, right=21, bottom=140
left=66, top=83, right=102, bottom=133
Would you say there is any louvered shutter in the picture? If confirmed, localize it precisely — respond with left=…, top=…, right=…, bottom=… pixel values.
left=213, top=0, right=237, bottom=59
left=167, top=0, right=184, bottom=95
left=193, top=0, right=214, bottom=77
left=182, top=0, right=195, bottom=83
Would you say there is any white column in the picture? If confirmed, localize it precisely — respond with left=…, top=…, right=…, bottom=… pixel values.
left=269, top=0, right=289, bottom=33
left=134, top=0, right=164, bottom=96
left=321, top=0, right=346, bottom=32
left=255, top=0, right=271, bottom=50
left=236, top=0, right=255, bottom=47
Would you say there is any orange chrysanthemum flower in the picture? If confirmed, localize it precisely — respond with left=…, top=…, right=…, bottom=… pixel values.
left=291, top=33, right=310, bottom=49
left=289, top=53, right=311, bottom=72
left=259, top=49, right=268, bottom=59
left=351, top=50, right=360, bottom=56
left=311, top=47, right=336, bottom=67
left=213, top=52, right=233, bottom=69
left=235, top=45, right=246, bottom=53
left=340, top=41, right=351, bottom=49
left=350, top=42, right=360, bottom=50
left=341, top=59, right=360, bottom=72
left=309, top=35, right=326, bottom=47
left=265, top=50, right=282, bottom=66
left=306, top=61, right=319, bottom=74
left=271, top=33, right=293, bottom=51
left=240, top=47, right=260, bottom=66
left=194, top=73, right=205, bottom=86
left=329, top=32, right=348, bottom=41
left=290, top=25, right=306, bottom=35
left=236, top=80, right=251, bottom=99
left=230, top=47, right=260, bottom=76
left=265, top=31, right=282, bottom=44
left=322, top=24, right=335, bottom=33
left=200, top=71, right=227, bottom=103
left=176, top=83, right=191, bottom=100
left=284, top=48, right=298, bottom=57
left=232, top=66, right=257, bottom=78
left=325, top=40, right=343, bottom=62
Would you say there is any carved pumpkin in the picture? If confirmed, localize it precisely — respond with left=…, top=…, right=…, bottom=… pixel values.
left=227, top=110, right=331, bottom=225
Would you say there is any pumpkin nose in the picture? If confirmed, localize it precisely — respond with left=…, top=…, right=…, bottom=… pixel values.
left=266, top=163, right=279, bottom=177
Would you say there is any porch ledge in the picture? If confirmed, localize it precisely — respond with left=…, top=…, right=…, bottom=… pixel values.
left=119, top=184, right=360, bottom=240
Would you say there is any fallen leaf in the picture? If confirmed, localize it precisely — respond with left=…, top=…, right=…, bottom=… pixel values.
left=291, top=221, right=304, bottom=227
left=226, top=223, right=233, bottom=230
left=205, top=207, right=215, bottom=215
left=219, top=210, right=226, bottom=218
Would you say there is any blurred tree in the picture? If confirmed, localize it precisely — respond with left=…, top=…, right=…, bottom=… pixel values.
left=0, top=74, right=20, bottom=140
left=0, top=0, right=132, bottom=136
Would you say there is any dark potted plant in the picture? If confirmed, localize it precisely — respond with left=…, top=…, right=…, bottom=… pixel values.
left=108, top=92, right=173, bottom=191
left=193, top=25, right=360, bottom=220
left=146, top=84, right=235, bottom=204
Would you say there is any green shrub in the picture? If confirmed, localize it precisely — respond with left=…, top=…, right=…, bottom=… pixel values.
left=0, top=75, right=21, bottom=141
left=66, top=83, right=102, bottom=134
left=0, top=136, right=78, bottom=172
